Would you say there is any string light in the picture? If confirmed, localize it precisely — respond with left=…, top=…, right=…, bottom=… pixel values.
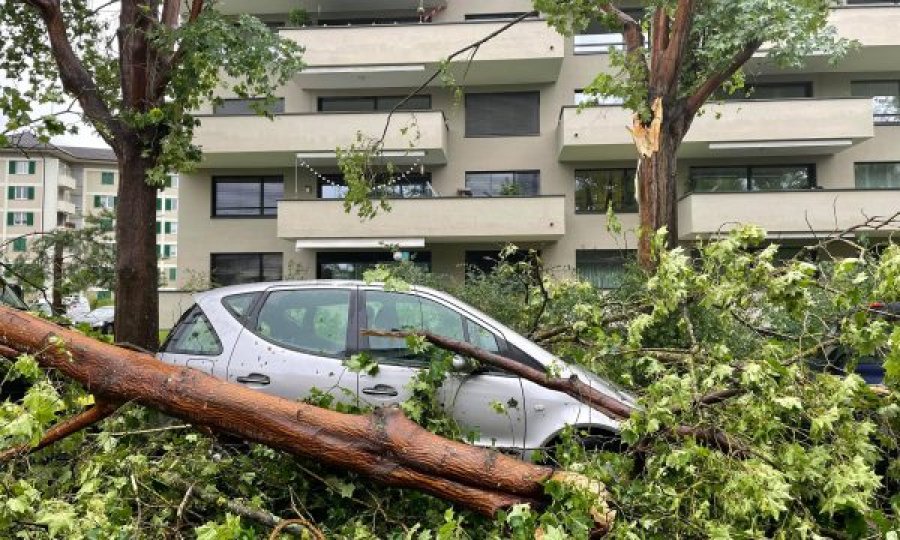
left=296, top=155, right=436, bottom=195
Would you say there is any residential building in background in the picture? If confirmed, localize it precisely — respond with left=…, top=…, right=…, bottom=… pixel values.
left=0, top=132, right=180, bottom=297
left=169, top=0, right=900, bottom=325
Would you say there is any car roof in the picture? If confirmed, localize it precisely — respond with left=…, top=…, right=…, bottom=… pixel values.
left=194, top=280, right=455, bottom=303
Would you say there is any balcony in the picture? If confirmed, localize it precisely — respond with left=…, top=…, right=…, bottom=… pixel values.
left=277, top=196, right=566, bottom=246
left=751, top=6, right=900, bottom=73
left=678, top=189, right=900, bottom=239
left=194, top=110, right=448, bottom=167
left=58, top=176, right=77, bottom=190
left=279, top=19, right=564, bottom=88
left=558, top=98, right=874, bottom=161
left=57, top=199, right=77, bottom=215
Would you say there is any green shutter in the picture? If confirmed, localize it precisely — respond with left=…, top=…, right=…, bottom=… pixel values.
left=6, top=213, right=13, bottom=226
left=156, top=221, right=161, bottom=234
left=25, top=213, right=34, bottom=226
left=27, top=187, right=35, bottom=200
left=12, top=238, right=26, bottom=252
left=156, top=198, right=162, bottom=211
left=101, top=172, right=114, bottom=185
left=169, top=268, right=177, bottom=281
left=7, top=187, right=13, bottom=199
left=164, top=199, right=172, bottom=211
left=164, top=222, right=171, bottom=234
left=27, top=161, right=35, bottom=174
left=94, top=195, right=102, bottom=208
left=113, top=196, right=117, bottom=208
left=7, top=162, right=13, bottom=174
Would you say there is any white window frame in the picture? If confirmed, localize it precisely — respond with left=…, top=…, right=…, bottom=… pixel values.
left=10, top=186, right=31, bottom=200
left=9, top=161, right=34, bottom=175
left=10, top=212, right=31, bottom=226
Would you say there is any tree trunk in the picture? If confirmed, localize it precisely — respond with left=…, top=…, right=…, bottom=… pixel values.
left=0, top=307, right=612, bottom=526
left=636, top=121, right=683, bottom=269
left=51, top=239, right=64, bottom=315
left=114, top=145, right=160, bottom=351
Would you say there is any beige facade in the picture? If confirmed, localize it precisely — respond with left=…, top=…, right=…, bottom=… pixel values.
left=174, top=1, right=900, bottom=324
left=1, top=136, right=181, bottom=293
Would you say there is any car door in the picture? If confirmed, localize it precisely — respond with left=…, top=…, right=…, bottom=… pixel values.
left=159, top=304, right=230, bottom=378
left=439, top=316, right=526, bottom=450
left=227, top=287, right=357, bottom=404
left=357, top=288, right=526, bottom=449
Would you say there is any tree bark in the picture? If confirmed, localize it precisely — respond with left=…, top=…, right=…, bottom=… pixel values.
left=51, top=239, right=64, bottom=315
left=113, top=145, right=160, bottom=351
left=0, top=307, right=613, bottom=527
left=636, top=119, right=683, bottom=269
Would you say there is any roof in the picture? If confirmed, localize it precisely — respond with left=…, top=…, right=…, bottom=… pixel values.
left=3, top=131, right=116, bottom=163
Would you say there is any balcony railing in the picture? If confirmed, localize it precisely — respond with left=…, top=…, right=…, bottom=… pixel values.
left=558, top=97, right=874, bottom=161
left=678, top=189, right=900, bottom=239
left=194, top=110, right=449, bottom=167
left=277, top=196, right=566, bottom=244
left=278, top=19, right=564, bottom=88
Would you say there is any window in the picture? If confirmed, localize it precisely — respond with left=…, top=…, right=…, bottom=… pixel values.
left=576, top=250, right=631, bottom=289
left=165, top=175, right=179, bottom=189
left=211, top=253, right=283, bottom=286
left=465, top=92, right=540, bottom=137
left=851, top=80, right=900, bottom=124
left=574, top=90, right=623, bottom=106
left=213, top=97, right=285, bottom=116
left=363, top=291, right=464, bottom=364
left=317, top=95, right=431, bottom=112
left=158, top=245, right=176, bottom=259
left=165, top=198, right=178, bottom=212
left=7, top=186, right=35, bottom=200
left=317, top=251, right=431, bottom=280
left=317, top=173, right=432, bottom=199
left=464, top=12, right=538, bottom=21
left=94, top=195, right=117, bottom=209
left=466, top=319, right=500, bottom=353
left=101, top=172, right=115, bottom=185
left=719, top=82, right=812, bottom=100
left=164, top=222, right=178, bottom=234
left=164, top=305, right=222, bottom=356
left=855, top=162, right=900, bottom=189
left=222, top=292, right=259, bottom=319
left=690, top=165, right=815, bottom=192
left=255, top=289, right=350, bottom=355
left=168, top=268, right=177, bottom=282
left=574, top=8, right=644, bottom=54
left=156, top=221, right=161, bottom=234
left=213, top=177, right=283, bottom=217
left=8, top=161, right=36, bottom=175
left=465, top=171, right=539, bottom=197
left=575, top=169, right=637, bottom=213
left=7, top=212, right=34, bottom=227
left=12, top=237, right=26, bottom=252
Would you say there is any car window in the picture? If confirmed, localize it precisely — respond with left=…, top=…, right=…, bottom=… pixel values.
left=255, top=289, right=350, bottom=356
left=466, top=319, right=500, bottom=353
left=363, top=291, right=465, bottom=365
left=165, top=305, right=223, bottom=356
left=223, top=292, right=259, bottom=319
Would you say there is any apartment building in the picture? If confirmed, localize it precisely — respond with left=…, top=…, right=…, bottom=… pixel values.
left=0, top=132, right=181, bottom=294
left=175, top=0, right=900, bottom=298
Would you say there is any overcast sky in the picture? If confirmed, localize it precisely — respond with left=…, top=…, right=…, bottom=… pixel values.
left=2, top=0, right=113, bottom=149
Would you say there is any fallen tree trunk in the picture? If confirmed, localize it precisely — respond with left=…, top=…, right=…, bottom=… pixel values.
left=0, top=306, right=611, bottom=528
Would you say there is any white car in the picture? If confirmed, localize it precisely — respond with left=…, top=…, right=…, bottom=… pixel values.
left=158, top=281, right=634, bottom=454
left=75, top=306, right=115, bottom=333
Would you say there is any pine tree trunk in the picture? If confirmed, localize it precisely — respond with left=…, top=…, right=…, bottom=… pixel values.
left=637, top=123, right=682, bottom=269
left=113, top=146, right=159, bottom=350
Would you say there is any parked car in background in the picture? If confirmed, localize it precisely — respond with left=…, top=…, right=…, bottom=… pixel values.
left=74, top=306, right=115, bottom=334
left=159, top=281, right=635, bottom=455
left=812, top=301, right=898, bottom=385
left=0, top=277, right=29, bottom=401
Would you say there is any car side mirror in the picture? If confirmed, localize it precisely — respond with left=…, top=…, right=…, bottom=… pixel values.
left=451, top=354, right=470, bottom=371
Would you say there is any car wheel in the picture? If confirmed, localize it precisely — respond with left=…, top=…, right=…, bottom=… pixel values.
left=539, top=428, right=623, bottom=465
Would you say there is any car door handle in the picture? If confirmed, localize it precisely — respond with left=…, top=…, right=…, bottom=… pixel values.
left=362, top=384, right=398, bottom=397
left=236, top=373, right=270, bottom=385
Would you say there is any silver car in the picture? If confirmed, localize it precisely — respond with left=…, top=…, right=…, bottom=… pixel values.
left=158, top=281, right=634, bottom=454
